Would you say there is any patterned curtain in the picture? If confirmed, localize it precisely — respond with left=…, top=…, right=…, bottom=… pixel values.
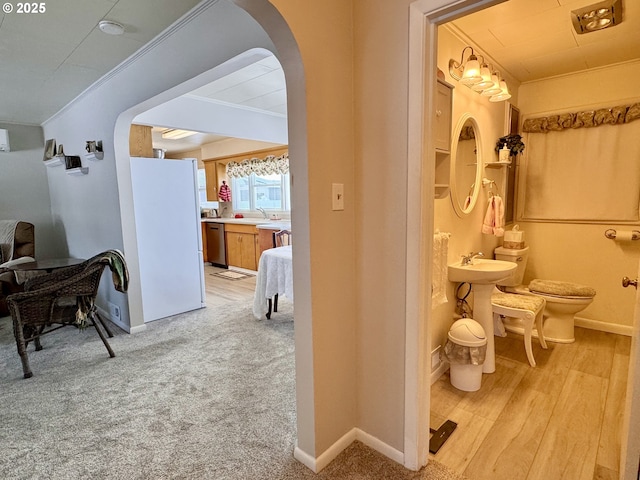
left=226, top=153, right=289, bottom=178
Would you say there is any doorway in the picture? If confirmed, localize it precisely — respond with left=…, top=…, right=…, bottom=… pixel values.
left=406, top=0, right=640, bottom=476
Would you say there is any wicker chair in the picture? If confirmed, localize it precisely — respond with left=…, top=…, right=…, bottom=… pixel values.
left=7, top=250, right=128, bottom=379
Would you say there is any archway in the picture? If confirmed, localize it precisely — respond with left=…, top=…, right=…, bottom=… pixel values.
left=111, top=0, right=316, bottom=464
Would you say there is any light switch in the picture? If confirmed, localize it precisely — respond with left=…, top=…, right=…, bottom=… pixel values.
left=332, top=183, right=344, bottom=211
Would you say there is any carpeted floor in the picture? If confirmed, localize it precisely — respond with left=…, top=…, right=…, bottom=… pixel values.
left=0, top=302, right=466, bottom=480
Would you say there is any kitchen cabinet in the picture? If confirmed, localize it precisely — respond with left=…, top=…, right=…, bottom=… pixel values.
left=225, top=224, right=259, bottom=271
left=434, top=78, right=453, bottom=199
left=201, top=222, right=208, bottom=263
left=129, top=124, right=153, bottom=158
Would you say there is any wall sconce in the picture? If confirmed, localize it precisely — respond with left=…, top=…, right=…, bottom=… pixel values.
left=449, top=47, right=511, bottom=102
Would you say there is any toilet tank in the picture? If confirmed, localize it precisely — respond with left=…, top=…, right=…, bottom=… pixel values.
left=494, top=245, right=529, bottom=286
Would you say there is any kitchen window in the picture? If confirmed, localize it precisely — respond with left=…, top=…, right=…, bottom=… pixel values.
left=231, top=172, right=291, bottom=212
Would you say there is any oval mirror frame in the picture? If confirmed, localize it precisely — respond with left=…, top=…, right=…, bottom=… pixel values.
left=450, top=113, right=483, bottom=217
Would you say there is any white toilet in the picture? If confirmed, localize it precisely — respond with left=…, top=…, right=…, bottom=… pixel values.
left=494, top=246, right=596, bottom=343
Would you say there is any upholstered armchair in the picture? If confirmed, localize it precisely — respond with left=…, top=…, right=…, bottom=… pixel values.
left=0, top=221, right=35, bottom=316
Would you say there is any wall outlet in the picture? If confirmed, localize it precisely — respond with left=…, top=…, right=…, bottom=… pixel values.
left=108, top=301, right=121, bottom=320
left=431, top=345, right=442, bottom=372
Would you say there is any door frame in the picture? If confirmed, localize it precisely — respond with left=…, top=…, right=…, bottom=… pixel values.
left=405, top=1, right=640, bottom=475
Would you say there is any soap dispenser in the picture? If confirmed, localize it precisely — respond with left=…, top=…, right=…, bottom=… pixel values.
left=499, top=145, right=510, bottom=163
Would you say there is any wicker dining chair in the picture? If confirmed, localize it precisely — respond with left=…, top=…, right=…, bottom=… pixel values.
left=7, top=250, right=128, bottom=379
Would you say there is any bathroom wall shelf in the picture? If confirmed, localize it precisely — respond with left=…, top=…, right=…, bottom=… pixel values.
left=485, top=161, right=511, bottom=168
left=66, top=167, right=89, bottom=176
left=44, top=156, right=64, bottom=167
left=435, top=184, right=450, bottom=199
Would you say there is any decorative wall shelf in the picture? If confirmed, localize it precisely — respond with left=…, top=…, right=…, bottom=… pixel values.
left=66, top=167, right=89, bottom=176
left=84, top=151, right=104, bottom=161
left=44, top=156, right=64, bottom=167
left=485, top=161, right=511, bottom=168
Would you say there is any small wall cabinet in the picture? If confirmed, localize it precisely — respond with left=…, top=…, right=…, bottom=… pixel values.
left=434, top=78, right=453, bottom=199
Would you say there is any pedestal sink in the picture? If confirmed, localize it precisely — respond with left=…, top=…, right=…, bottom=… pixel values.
left=448, top=259, right=517, bottom=373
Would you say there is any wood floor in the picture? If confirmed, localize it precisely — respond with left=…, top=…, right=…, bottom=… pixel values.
left=430, top=327, right=631, bottom=480
left=204, top=264, right=257, bottom=307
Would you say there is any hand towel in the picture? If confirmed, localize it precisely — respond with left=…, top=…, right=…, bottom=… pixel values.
left=432, top=231, right=451, bottom=308
left=481, top=196, right=505, bottom=237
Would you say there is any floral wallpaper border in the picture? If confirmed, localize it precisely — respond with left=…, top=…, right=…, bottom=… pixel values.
left=523, top=102, right=640, bottom=133
left=226, top=153, right=289, bottom=178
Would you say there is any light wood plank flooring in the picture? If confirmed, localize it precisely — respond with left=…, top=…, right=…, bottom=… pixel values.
left=204, top=264, right=257, bottom=307
left=430, top=327, right=631, bottom=480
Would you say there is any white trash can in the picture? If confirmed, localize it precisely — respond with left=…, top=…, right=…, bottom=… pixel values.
left=444, top=318, right=487, bottom=392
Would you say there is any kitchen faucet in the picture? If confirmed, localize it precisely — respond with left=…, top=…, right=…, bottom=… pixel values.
left=256, top=207, right=269, bottom=219
left=461, top=251, right=484, bottom=266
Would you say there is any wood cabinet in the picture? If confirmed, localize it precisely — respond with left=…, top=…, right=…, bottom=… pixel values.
left=201, top=222, right=208, bottom=263
left=434, top=79, right=453, bottom=199
left=224, top=223, right=259, bottom=271
left=129, top=124, right=153, bottom=158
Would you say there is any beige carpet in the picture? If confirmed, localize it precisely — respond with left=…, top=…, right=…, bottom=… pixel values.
left=0, top=302, right=466, bottom=480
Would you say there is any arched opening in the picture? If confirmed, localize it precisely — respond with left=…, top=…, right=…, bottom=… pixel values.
left=110, top=0, right=316, bottom=464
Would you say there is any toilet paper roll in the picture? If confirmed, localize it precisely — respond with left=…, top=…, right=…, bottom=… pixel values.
left=615, top=230, right=634, bottom=242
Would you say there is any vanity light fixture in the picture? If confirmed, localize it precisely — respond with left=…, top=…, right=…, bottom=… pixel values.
left=449, top=46, right=482, bottom=85
left=449, top=47, right=511, bottom=102
left=571, top=0, right=622, bottom=34
left=161, top=129, right=199, bottom=140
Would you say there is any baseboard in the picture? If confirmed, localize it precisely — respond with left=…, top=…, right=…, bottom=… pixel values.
left=430, top=361, right=449, bottom=385
left=294, top=427, right=404, bottom=473
left=356, top=428, right=404, bottom=465
left=96, top=305, right=140, bottom=334
left=575, top=316, right=633, bottom=337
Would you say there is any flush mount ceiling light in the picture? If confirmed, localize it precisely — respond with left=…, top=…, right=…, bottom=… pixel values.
left=98, top=20, right=125, bottom=35
left=161, top=129, right=199, bottom=140
left=449, top=47, right=511, bottom=102
left=571, top=0, right=622, bottom=34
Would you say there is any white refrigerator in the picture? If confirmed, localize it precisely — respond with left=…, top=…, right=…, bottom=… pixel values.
left=130, top=157, right=206, bottom=323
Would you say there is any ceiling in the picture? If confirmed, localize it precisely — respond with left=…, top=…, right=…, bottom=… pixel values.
left=0, top=0, right=202, bottom=125
left=448, top=0, right=640, bottom=83
left=1, top=0, right=638, bottom=132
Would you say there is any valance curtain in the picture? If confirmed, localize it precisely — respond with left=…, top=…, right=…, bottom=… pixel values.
left=522, top=103, right=640, bottom=133
left=520, top=121, right=640, bottom=222
left=226, top=153, right=289, bottom=178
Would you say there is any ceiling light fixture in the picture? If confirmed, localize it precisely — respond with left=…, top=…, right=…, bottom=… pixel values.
left=571, top=0, right=622, bottom=34
left=161, top=129, right=199, bottom=140
left=449, top=47, right=511, bottom=102
left=98, top=20, right=125, bottom=36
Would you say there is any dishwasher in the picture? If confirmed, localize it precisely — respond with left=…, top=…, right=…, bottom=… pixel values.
left=206, top=223, right=227, bottom=268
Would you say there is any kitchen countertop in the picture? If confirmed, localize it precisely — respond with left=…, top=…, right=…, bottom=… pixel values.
left=201, top=217, right=291, bottom=230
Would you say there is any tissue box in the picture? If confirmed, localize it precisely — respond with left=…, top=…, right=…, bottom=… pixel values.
left=503, top=240, right=525, bottom=249
left=503, top=225, right=524, bottom=249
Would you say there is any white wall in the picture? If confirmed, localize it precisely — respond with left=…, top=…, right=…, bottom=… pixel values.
left=0, top=122, right=59, bottom=259
left=517, top=60, right=640, bottom=333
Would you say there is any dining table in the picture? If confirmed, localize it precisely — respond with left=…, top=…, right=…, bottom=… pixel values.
left=252, top=245, right=293, bottom=319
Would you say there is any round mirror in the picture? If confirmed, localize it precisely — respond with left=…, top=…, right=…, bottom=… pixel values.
left=450, top=113, right=483, bottom=217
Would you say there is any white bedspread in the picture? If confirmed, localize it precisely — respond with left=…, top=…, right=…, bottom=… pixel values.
left=253, top=245, right=293, bottom=319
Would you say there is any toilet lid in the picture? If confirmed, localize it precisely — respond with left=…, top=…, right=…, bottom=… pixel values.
left=529, top=279, right=596, bottom=298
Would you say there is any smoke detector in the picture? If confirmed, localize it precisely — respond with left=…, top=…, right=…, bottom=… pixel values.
left=571, top=0, right=623, bottom=34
